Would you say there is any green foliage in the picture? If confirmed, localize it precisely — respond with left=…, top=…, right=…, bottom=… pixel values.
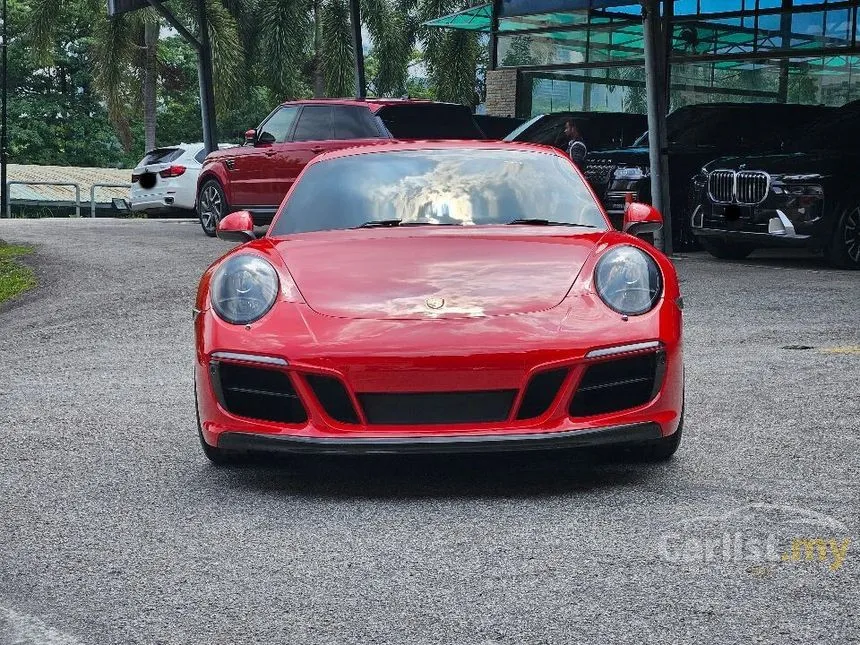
left=0, top=243, right=37, bottom=305
left=16, top=0, right=484, bottom=167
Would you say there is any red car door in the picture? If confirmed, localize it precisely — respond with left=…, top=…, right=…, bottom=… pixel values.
left=284, top=105, right=385, bottom=198
left=231, top=105, right=300, bottom=208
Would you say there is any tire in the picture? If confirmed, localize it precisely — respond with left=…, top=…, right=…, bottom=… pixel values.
left=827, top=204, right=860, bottom=270
left=699, top=237, right=754, bottom=260
left=197, top=179, right=228, bottom=238
left=195, top=384, right=243, bottom=466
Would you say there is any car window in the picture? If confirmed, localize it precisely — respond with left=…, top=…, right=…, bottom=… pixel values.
left=271, top=148, right=606, bottom=236
left=293, top=106, right=333, bottom=142
left=140, top=148, right=182, bottom=166
left=194, top=149, right=207, bottom=164
left=378, top=105, right=485, bottom=139
left=258, top=106, right=300, bottom=144
left=332, top=106, right=382, bottom=139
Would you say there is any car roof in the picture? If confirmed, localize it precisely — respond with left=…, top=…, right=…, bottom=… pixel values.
left=278, top=98, right=464, bottom=113
left=310, top=139, right=563, bottom=164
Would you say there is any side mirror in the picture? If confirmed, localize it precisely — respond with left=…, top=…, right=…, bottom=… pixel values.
left=217, top=210, right=256, bottom=243
left=244, top=129, right=257, bottom=145
left=623, top=202, right=663, bottom=237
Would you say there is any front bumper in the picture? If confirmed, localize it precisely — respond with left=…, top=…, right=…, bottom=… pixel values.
left=690, top=194, right=825, bottom=248
left=217, top=422, right=662, bottom=455
left=195, top=296, right=684, bottom=453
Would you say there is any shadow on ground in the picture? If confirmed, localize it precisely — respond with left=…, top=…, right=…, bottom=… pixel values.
left=195, top=448, right=680, bottom=500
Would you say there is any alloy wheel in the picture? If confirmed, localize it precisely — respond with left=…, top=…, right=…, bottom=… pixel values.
left=199, top=184, right=223, bottom=233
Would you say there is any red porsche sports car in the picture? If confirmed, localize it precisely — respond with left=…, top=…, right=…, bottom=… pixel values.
left=194, top=141, right=684, bottom=464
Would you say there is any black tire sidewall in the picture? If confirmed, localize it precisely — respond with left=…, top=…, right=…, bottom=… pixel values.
left=827, top=203, right=860, bottom=270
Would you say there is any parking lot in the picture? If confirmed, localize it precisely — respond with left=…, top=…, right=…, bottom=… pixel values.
left=0, top=218, right=857, bottom=644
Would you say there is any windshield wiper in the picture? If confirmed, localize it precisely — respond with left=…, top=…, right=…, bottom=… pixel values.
left=507, top=219, right=597, bottom=228
left=356, top=220, right=462, bottom=228
left=356, top=219, right=402, bottom=228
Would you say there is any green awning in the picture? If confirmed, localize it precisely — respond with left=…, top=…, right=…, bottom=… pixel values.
left=422, top=3, right=493, bottom=31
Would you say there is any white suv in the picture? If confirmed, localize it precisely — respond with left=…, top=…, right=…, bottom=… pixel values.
left=130, top=142, right=234, bottom=216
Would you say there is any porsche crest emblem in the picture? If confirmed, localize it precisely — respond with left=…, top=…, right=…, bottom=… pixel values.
left=425, top=297, right=445, bottom=310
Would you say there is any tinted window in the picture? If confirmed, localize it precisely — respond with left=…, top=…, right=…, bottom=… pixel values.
left=259, top=106, right=300, bottom=144
left=194, top=149, right=207, bottom=164
left=271, top=149, right=606, bottom=236
left=378, top=105, right=485, bottom=139
left=140, top=148, right=182, bottom=166
left=332, top=106, right=382, bottom=139
left=293, top=106, right=332, bottom=141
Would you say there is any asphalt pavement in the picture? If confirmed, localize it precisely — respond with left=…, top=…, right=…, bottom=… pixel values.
left=0, top=218, right=858, bottom=645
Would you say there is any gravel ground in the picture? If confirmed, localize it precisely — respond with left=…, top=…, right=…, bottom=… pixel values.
left=0, top=218, right=858, bottom=645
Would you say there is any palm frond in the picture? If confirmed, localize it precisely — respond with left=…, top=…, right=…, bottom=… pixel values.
left=91, top=12, right=139, bottom=150
left=321, top=0, right=355, bottom=96
left=28, top=0, right=64, bottom=64
left=256, top=0, right=314, bottom=99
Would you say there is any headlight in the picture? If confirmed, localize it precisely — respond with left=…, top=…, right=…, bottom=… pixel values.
left=594, top=246, right=662, bottom=315
left=210, top=255, right=279, bottom=324
left=613, top=166, right=649, bottom=181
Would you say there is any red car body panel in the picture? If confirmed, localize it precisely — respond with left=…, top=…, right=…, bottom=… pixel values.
left=194, top=141, right=683, bottom=452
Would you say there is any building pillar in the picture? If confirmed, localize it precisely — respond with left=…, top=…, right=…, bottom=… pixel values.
left=485, top=68, right=519, bottom=117
left=642, top=0, right=672, bottom=253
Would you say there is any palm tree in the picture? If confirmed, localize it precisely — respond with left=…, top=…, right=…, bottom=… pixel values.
left=30, top=0, right=243, bottom=152
left=29, top=0, right=482, bottom=155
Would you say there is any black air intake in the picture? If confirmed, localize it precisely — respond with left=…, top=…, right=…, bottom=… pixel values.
left=212, top=362, right=307, bottom=424
left=516, top=368, right=569, bottom=420
left=569, top=352, right=665, bottom=417
left=358, top=390, right=516, bottom=425
left=306, top=374, right=360, bottom=424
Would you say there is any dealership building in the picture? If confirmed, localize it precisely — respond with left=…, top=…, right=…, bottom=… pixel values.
left=427, top=0, right=860, bottom=117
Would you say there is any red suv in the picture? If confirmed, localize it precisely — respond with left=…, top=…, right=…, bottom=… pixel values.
left=196, top=99, right=485, bottom=236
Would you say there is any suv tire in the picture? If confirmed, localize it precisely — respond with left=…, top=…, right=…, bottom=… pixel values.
left=198, top=179, right=228, bottom=238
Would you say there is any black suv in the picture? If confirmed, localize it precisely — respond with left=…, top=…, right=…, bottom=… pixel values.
left=583, top=103, right=834, bottom=249
left=689, top=100, right=860, bottom=269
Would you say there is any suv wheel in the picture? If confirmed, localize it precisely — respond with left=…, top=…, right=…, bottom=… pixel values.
left=827, top=205, right=860, bottom=269
left=198, top=179, right=228, bottom=238
left=700, top=237, right=754, bottom=260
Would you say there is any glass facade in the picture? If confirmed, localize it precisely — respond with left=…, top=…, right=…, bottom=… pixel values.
left=424, top=0, right=860, bottom=116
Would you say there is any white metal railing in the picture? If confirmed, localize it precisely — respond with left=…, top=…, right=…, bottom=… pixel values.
left=6, top=181, right=82, bottom=218
left=3, top=181, right=132, bottom=218
left=90, top=183, right=132, bottom=217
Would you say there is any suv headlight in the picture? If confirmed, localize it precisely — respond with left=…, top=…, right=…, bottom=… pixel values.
left=210, top=254, right=279, bottom=324
left=613, top=166, right=649, bottom=181
left=594, top=246, right=662, bottom=315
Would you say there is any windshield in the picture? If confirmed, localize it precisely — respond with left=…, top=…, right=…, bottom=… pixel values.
left=270, top=148, right=607, bottom=236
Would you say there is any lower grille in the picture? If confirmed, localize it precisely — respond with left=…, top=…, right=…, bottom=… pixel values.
left=212, top=362, right=307, bottom=424
left=358, top=390, right=516, bottom=425
left=569, top=352, right=665, bottom=417
left=306, top=374, right=360, bottom=424
left=516, top=368, right=569, bottom=420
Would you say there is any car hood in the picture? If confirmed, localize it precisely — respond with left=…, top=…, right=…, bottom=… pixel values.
left=271, top=227, right=604, bottom=320
left=703, top=152, right=840, bottom=177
